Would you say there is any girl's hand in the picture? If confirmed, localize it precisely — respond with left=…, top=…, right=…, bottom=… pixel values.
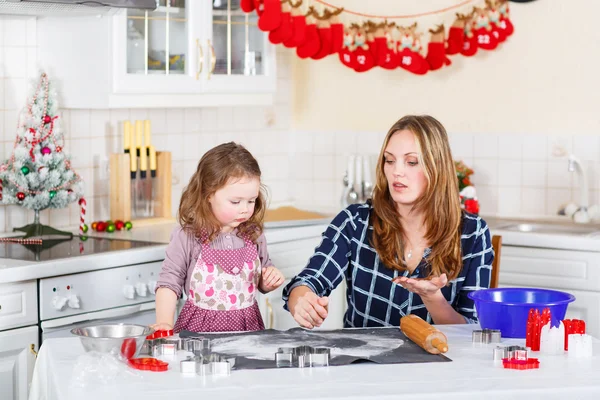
left=260, top=266, right=285, bottom=292
left=392, top=273, right=448, bottom=299
left=150, top=322, right=174, bottom=332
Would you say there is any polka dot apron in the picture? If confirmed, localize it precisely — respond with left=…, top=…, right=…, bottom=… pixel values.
left=173, top=233, right=265, bottom=333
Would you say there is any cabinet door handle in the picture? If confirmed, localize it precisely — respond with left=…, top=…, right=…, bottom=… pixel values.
left=196, top=38, right=204, bottom=80
left=265, top=298, right=274, bottom=329
left=208, top=39, right=216, bottom=79
left=30, top=344, right=38, bottom=358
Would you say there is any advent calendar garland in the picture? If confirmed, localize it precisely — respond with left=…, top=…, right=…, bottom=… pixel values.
left=244, top=0, right=514, bottom=74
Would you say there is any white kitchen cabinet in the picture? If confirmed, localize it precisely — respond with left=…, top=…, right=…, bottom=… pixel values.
left=37, top=0, right=275, bottom=108
left=499, top=245, right=600, bottom=338
left=0, top=326, right=39, bottom=400
left=258, top=231, right=347, bottom=331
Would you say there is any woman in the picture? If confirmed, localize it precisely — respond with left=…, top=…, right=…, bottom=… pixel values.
left=283, top=115, right=493, bottom=329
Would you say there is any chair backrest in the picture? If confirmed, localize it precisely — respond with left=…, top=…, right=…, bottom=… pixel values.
left=490, top=235, right=502, bottom=289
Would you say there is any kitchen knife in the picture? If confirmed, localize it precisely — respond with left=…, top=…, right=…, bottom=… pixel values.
left=149, top=145, right=157, bottom=217
left=139, top=143, right=150, bottom=217
left=123, top=121, right=131, bottom=155
left=144, top=120, right=152, bottom=154
left=129, top=122, right=138, bottom=218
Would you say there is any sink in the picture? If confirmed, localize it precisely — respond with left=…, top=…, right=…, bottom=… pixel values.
left=496, top=222, right=600, bottom=236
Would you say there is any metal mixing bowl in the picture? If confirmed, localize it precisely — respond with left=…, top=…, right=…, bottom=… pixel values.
left=71, top=324, right=155, bottom=359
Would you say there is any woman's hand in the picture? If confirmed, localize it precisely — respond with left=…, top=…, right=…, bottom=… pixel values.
left=260, top=266, right=285, bottom=293
left=149, top=322, right=174, bottom=332
left=288, top=286, right=329, bottom=329
left=393, top=273, right=448, bottom=299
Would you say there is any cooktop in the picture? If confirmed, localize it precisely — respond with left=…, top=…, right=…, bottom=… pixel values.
left=0, top=236, right=161, bottom=262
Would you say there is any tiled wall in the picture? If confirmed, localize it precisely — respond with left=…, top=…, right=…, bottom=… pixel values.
left=0, top=16, right=293, bottom=233
left=291, top=131, right=600, bottom=219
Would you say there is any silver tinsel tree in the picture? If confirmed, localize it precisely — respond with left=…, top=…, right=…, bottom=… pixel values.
left=0, top=72, right=85, bottom=238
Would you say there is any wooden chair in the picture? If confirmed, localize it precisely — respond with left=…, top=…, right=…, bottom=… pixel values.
left=490, top=235, right=502, bottom=289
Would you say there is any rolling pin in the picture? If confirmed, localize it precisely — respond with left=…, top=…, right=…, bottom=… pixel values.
left=400, top=314, right=449, bottom=354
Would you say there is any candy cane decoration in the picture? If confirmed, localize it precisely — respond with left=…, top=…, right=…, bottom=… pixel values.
left=78, top=198, right=87, bottom=235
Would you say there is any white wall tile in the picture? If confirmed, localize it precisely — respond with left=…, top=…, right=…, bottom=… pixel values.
left=291, top=131, right=313, bottom=154
left=547, top=134, right=573, bottom=158
left=26, top=47, right=37, bottom=79
left=476, top=186, right=498, bottom=216
left=546, top=188, right=572, bottom=216
left=0, top=80, right=4, bottom=109
left=153, top=133, right=184, bottom=161
left=474, top=134, right=498, bottom=159
left=0, top=19, right=5, bottom=48
left=182, top=132, right=201, bottom=161
left=522, top=161, right=547, bottom=188
left=356, top=131, right=384, bottom=155
left=472, top=159, right=498, bottom=186
left=25, top=18, right=36, bottom=46
left=291, top=154, right=313, bottom=180
left=90, top=110, right=110, bottom=137
left=521, top=134, right=547, bottom=160
left=497, top=134, right=521, bottom=160
left=313, top=132, right=335, bottom=155
left=334, top=131, right=356, bottom=156
left=201, top=108, right=218, bottom=132
left=3, top=18, right=27, bottom=46
left=498, top=160, right=522, bottom=187
left=313, top=155, right=335, bottom=180
left=3, top=47, right=27, bottom=78
left=546, top=159, right=573, bottom=189
left=497, top=187, right=522, bottom=216
left=216, top=107, right=233, bottom=131
left=313, top=180, right=335, bottom=208
left=448, top=133, right=473, bottom=160
left=166, top=109, right=184, bottom=134
left=69, top=110, right=90, bottom=138
left=4, top=78, right=26, bottom=110
left=572, top=134, right=600, bottom=162
left=521, top=188, right=546, bottom=216
left=184, top=108, right=201, bottom=133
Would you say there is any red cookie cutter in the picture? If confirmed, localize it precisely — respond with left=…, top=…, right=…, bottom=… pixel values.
left=146, top=329, right=174, bottom=340
left=128, top=357, right=169, bottom=372
left=502, top=357, right=540, bottom=370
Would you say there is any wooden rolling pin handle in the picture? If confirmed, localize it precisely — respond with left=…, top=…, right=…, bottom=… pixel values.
left=432, top=338, right=448, bottom=353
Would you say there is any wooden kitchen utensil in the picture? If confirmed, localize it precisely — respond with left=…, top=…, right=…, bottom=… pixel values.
left=400, top=314, right=449, bottom=354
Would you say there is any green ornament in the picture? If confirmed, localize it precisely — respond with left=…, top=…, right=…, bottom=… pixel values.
left=125, top=221, right=133, bottom=230
left=21, top=166, right=30, bottom=175
left=106, top=223, right=116, bottom=233
left=82, top=223, right=89, bottom=233
left=49, top=190, right=56, bottom=199
left=80, top=235, right=88, bottom=242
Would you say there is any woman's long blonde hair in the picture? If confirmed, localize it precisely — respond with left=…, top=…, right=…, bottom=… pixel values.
left=371, top=115, right=463, bottom=280
left=178, top=142, right=267, bottom=243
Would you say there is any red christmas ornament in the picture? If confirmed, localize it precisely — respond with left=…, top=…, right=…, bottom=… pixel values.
left=17, top=192, right=25, bottom=201
left=41, top=147, right=51, bottom=155
left=115, top=220, right=125, bottom=231
left=44, top=115, right=52, bottom=124
left=96, top=222, right=107, bottom=232
left=56, top=146, right=62, bottom=153
left=29, top=128, right=36, bottom=134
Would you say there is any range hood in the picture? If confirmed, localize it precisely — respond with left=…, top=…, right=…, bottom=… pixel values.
left=0, top=0, right=157, bottom=16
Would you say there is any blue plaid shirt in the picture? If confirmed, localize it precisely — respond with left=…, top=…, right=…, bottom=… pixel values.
left=282, top=203, right=493, bottom=327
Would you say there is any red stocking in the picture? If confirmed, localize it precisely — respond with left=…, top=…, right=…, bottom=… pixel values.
left=475, top=27, right=498, bottom=50
left=491, top=23, right=506, bottom=43
left=258, top=0, right=282, bottom=32
left=241, top=0, right=255, bottom=13
left=269, top=11, right=293, bottom=44
left=312, top=25, right=332, bottom=60
left=446, top=27, right=464, bottom=55
left=398, top=48, right=425, bottom=75
left=353, top=47, right=375, bottom=72
left=296, top=24, right=321, bottom=59
left=283, top=15, right=306, bottom=48
left=461, top=32, right=478, bottom=57
left=375, top=37, right=397, bottom=70
left=339, top=48, right=355, bottom=69
left=330, top=23, right=344, bottom=54
left=426, top=42, right=451, bottom=71
left=500, top=17, right=514, bottom=36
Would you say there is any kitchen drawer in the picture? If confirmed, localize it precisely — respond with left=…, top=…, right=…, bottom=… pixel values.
left=0, top=281, right=38, bottom=331
left=500, top=246, right=600, bottom=292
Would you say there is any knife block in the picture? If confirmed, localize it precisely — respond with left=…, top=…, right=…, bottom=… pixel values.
left=109, top=151, right=172, bottom=223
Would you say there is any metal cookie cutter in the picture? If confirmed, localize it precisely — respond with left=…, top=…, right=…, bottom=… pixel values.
left=275, top=346, right=331, bottom=368
left=185, top=338, right=211, bottom=356
left=198, top=354, right=236, bottom=376
left=472, top=329, right=502, bottom=344
left=493, top=345, right=529, bottom=362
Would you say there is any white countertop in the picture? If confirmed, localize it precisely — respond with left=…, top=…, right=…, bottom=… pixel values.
left=0, top=221, right=328, bottom=284
left=28, top=324, right=600, bottom=400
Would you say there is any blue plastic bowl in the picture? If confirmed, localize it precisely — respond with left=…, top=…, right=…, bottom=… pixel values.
left=468, top=288, right=575, bottom=338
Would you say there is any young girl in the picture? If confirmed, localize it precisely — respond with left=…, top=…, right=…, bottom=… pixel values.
left=152, top=142, right=285, bottom=333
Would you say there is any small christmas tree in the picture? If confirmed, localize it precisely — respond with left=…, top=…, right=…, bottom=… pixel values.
left=0, top=72, right=85, bottom=238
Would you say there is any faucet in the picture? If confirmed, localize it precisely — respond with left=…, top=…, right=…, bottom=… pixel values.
left=567, top=154, right=590, bottom=223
